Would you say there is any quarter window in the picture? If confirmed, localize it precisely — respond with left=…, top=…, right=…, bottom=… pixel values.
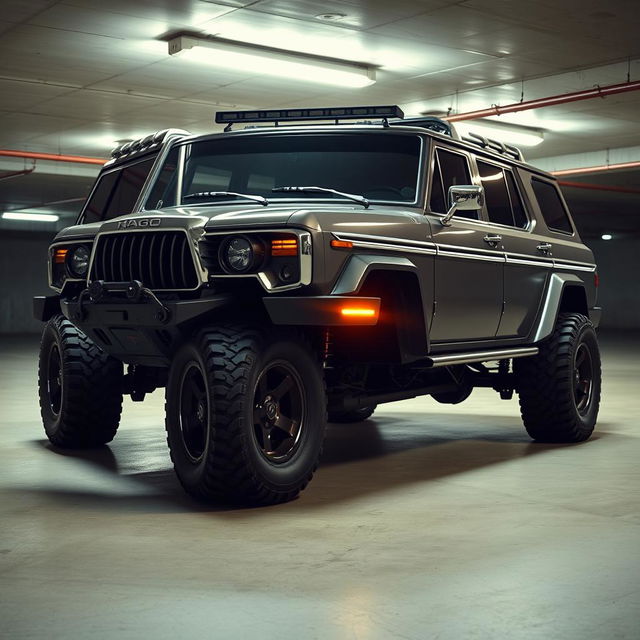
left=531, top=178, right=573, bottom=234
left=430, top=148, right=477, bottom=219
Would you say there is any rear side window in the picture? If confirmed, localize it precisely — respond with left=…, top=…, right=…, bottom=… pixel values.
left=531, top=178, right=573, bottom=234
left=430, top=148, right=476, bottom=219
left=477, top=161, right=528, bottom=229
left=83, top=157, right=156, bottom=223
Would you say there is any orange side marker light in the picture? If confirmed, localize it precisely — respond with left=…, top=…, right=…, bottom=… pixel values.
left=330, top=239, right=353, bottom=249
left=271, top=238, right=298, bottom=256
left=54, top=248, right=68, bottom=264
left=340, top=307, right=377, bottom=318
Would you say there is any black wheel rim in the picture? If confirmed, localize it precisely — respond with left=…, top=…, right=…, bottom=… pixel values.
left=178, top=363, right=209, bottom=462
left=47, top=343, right=62, bottom=416
left=253, top=361, right=305, bottom=464
left=573, top=342, right=594, bottom=415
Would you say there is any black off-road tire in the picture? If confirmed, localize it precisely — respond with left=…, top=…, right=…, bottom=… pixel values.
left=38, top=315, right=124, bottom=448
left=328, top=405, right=377, bottom=423
left=515, top=313, right=601, bottom=443
left=165, top=325, right=327, bottom=505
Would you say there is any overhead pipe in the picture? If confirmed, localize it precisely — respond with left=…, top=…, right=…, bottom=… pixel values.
left=0, top=149, right=105, bottom=166
left=551, top=160, right=640, bottom=177
left=558, top=180, right=640, bottom=195
left=446, top=79, right=640, bottom=122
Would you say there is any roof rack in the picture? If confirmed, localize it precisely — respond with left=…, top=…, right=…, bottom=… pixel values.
left=390, top=116, right=457, bottom=138
left=461, top=131, right=524, bottom=162
left=108, top=129, right=190, bottom=163
left=215, top=105, right=404, bottom=130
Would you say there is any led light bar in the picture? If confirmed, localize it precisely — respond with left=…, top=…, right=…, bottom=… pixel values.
left=215, top=105, right=404, bottom=126
left=2, top=212, right=59, bottom=222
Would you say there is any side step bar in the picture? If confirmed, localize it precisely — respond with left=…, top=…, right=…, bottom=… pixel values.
left=425, top=347, right=539, bottom=368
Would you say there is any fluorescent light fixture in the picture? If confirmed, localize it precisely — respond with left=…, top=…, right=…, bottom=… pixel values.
left=168, top=35, right=376, bottom=88
left=2, top=212, right=59, bottom=222
left=601, top=234, right=612, bottom=240
left=456, top=119, right=545, bottom=147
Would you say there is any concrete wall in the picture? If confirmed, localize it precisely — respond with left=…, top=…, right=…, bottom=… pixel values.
left=588, top=239, right=640, bottom=330
left=0, top=231, right=55, bottom=334
left=0, top=232, right=637, bottom=333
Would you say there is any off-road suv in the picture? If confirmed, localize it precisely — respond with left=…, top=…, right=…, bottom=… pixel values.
left=35, top=105, right=602, bottom=505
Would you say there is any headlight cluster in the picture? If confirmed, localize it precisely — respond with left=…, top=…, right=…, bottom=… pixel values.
left=203, top=232, right=303, bottom=288
left=51, top=243, right=92, bottom=289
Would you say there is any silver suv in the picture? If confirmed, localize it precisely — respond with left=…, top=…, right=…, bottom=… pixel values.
left=35, top=105, right=601, bottom=505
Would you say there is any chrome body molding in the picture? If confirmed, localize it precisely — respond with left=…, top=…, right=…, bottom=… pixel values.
left=204, top=229, right=312, bottom=292
left=332, top=232, right=596, bottom=272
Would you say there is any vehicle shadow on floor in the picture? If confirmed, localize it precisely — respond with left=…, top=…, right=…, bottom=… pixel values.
left=26, top=411, right=613, bottom=514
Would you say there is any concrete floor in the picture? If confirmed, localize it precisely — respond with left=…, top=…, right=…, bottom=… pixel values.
left=1, top=333, right=639, bottom=639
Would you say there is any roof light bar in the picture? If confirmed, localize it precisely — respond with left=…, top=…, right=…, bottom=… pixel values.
left=215, top=105, right=404, bottom=126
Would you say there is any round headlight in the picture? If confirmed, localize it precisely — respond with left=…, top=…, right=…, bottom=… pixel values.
left=67, top=245, right=90, bottom=278
left=219, top=236, right=263, bottom=274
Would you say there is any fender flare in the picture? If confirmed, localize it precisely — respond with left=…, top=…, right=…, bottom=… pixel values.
left=531, top=273, right=589, bottom=343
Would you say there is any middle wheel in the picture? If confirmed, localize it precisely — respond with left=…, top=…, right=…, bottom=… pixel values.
left=165, top=325, right=326, bottom=505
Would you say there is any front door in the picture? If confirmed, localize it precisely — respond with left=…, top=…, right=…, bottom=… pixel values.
left=426, top=146, right=503, bottom=343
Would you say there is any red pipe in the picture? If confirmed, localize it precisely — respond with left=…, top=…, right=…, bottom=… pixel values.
left=558, top=180, right=640, bottom=195
left=0, top=149, right=105, bottom=165
left=446, top=80, right=640, bottom=122
left=551, top=160, right=640, bottom=177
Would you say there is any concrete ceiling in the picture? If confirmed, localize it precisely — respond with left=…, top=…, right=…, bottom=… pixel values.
left=0, top=0, right=639, bottom=237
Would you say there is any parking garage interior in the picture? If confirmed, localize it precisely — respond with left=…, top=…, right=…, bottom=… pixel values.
left=1, top=2, right=639, bottom=638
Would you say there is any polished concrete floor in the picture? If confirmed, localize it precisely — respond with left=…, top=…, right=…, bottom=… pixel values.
left=1, top=332, right=639, bottom=639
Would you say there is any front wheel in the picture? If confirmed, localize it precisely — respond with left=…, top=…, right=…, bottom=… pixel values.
left=515, top=313, right=601, bottom=442
left=38, top=315, right=123, bottom=448
left=165, top=326, right=327, bottom=505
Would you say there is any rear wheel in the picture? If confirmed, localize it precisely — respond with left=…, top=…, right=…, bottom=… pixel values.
left=38, top=315, right=123, bottom=448
left=328, top=405, right=377, bottom=423
left=515, top=313, right=601, bottom=442
left=165, top=326, right=326, bottom=505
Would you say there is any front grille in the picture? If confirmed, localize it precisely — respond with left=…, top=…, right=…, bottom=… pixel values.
left=91, top=231, right=200, bottom=290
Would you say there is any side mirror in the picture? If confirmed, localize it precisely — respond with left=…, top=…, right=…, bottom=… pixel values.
left=441, top=185, right=484, bottom=226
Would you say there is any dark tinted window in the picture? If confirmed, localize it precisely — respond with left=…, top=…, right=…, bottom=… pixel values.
left=145, top=148, right=179, bottom=210
left=182, top=133, right=421, bottom=203
left=505, top=170, right=528, bottom=228
left=531, top=178, right=573, bottom=233
left=83, top=170, right=118, bottom=223
left=477, top=161, right=512, bottom=226
left=83, top=157, right=156, bottom=223
left=430, top=148, right=476, bottom=219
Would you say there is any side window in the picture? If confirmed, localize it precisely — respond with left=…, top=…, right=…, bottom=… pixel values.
left=429, top=148, right=476, bottom=220
left=82, top=157, right=156, bottom=223
left=145, top=147, right=179, bottom=210
left=477, top=161, right=512, bottom=226
left=531, top=178, right=573, bottom=234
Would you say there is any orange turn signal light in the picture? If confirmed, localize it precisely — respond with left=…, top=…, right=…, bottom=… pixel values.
left=330, top=239, right=353, bottom=249
left=340, top=307, right=377, bottom=318
left=54, top=248, right=68, bottom=264
left=271, top=238, right=298, bottom=257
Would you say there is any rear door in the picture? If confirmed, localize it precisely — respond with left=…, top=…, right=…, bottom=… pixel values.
left=474, top=159, right=551, bottom=337
left=426, top=146, right=503, bottom=343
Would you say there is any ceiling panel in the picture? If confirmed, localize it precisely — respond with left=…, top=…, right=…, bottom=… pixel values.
left=0, top=1, right=56, bottom=23
left=0, top=78, right=75, bottom=111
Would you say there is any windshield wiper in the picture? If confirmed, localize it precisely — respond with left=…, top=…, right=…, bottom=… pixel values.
left=272, top=186, right=369, bottom=209
left=182, top=191, right=268, bottom=206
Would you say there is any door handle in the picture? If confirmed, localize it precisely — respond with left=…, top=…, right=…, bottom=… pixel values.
left=483, top=234, right=502, bottom=247
left=537, top=242, right=552, bottom=255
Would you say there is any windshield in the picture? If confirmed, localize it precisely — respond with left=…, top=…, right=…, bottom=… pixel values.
left=180, top=132, right=421, bottom=204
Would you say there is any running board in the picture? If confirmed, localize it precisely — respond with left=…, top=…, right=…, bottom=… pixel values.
left=425, top=347, right=539, bottom=368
